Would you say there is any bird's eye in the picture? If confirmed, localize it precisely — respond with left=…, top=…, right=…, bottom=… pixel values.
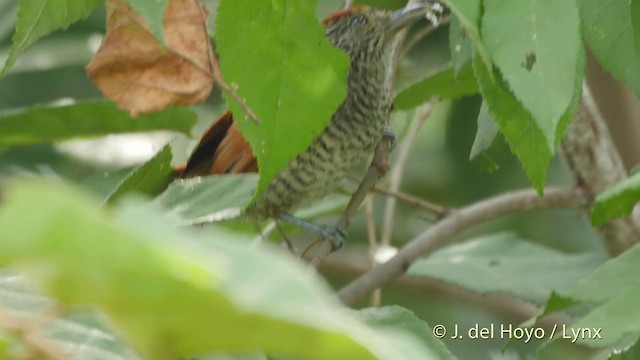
left=350, top=15, right=368, bottom=26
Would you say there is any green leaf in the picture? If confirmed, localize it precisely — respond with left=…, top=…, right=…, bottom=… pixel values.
left=45, top=311, right=142, bottom=360
left=473, top=53, right=551, bottom=192
left=358, top=306, right=457, bottom=360
left=408, top=233, right=603, bottom=304
left=469, top=101, right=499, bottom=161
left=579, top=0, right=640, bottom=97
left=155, top=174, right=258, bottom=225
left=0, top=100, right=196, bottom=147
left=0, top=0, right=19, bottom=43
left=591, top=172, right=640, bottom=226
left=535, top=244, right=640, bottom=348
left=609, top=338, right=640, bottom=359
left=0, top=336, right=8, bottom=360
left=0, top=180, right=438, bottom=359
left=1, top=0, right=103, bottom=76
left=394, top=64, right=478, bottom=110
left=473, top=47, right=584, bottom=192
left=441, top=0, right=492, bottom=71
left=105, top=146, right=174, bottom=205
left=566, top=243, right=640, bottom=304
left=570, top=283, right=640, bottom=348
left=127, top=0, right=169, bottom=45
left=633, top=1, right=640, bottom=67
left=216, top=0, right=350, bottom=198
left=448, top=16, right=473, bottom=76
left=482, top=0, right=581, bottom=149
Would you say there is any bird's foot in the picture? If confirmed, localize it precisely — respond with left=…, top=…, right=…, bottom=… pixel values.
left=278, top=213, right=347, bottom=252
left=382, top=125, right=396, bottom=151
left=318, top=224, right=347, bottom=251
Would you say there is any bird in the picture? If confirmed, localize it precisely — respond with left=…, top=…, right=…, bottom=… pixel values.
left=178, top=4, right=441, bottom=248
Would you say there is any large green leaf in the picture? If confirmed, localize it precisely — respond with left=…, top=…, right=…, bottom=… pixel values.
left=591, top=172, right=640, bottom=226
left=566, top=243, right=640, bottom=304
left=633, top=1, right=640, bottom=67
left=408, top=233, right=603, bottom=304
left=448, top=15, right=473, bottom=76
left=473, top=54, right=551, bottom=191
left=394, top=65, right=478, bottom=110
left=579, top=0, right=640, bottom=97
left=441, top=0, right=492, bottom=70
left=0, top=100, right=196, bottom=147
left=533, top=244, right=640, bottom=349
left=216, top=0, right=349, bottom=198
left=570, top=284, right=640, bottom=348
left=473, top=48, right=584, bottom=192
left=1, top=0, right=103, bottom=75
left=358, top=306, right=457, bottom=360
left=0, top=180, right=443, bottom=359
left=155, top=174, right=258, bottom=225
left=482, top=0, right=581, bottom=150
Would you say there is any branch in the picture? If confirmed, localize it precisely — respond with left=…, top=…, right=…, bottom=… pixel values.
left=346, top=175, right=449, bottom=218
left=381, top=105, right=431, bottom=247
left=337, top=187, right=587, bottom=305
left=560, top=83, right=640, bottom=256
left=196, top=4, right=261, bottom=126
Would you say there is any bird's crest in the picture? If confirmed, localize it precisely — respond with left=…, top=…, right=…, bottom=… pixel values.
left=322, top=6, right=367, bottom=26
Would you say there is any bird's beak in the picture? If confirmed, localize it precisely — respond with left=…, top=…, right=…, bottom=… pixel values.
left=387, top=2, right=443, bottom=33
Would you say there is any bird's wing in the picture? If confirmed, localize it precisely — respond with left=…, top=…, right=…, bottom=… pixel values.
left=178, top=110, right=257, bottom=177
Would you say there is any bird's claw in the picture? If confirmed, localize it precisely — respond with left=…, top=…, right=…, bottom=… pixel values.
left=319, top=225, right=347, bottom=251
left=382, top=126, right=396, bottom=151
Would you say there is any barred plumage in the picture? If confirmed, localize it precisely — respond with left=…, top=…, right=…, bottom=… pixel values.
left=179, top=5, right=437, bottom=221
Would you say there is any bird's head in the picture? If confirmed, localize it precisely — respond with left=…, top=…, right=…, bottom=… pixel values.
left=323, top=3, right=442, bottom=58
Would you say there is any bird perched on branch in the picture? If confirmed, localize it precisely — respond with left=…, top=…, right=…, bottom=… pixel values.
left=179, top=4, right=442, bottom=248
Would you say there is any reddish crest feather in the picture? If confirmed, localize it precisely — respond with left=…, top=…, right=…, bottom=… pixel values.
left=322, top=6, right=366, bottom=26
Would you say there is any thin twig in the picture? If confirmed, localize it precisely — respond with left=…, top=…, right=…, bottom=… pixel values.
left=365, top=195, right=379, bottom=256
left=343, top=0, right=354, bottom=9
left=196, top=4, right=261, bottom=125
left=364, top=195, right=381, bottom=307
left=560, top=82, right=640, bottom=256
left=381, top=104, right=431, bottom=247
left=346, top=175, right=449, bottom=218
left=399, top=14, right=451, bottom=58
left=337, top=187, right=588, bottom=305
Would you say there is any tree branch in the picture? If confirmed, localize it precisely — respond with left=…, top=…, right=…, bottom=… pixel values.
left=346, top=175, right=449, bottom=218
left=337, top=187, right=588, bottom=305
left=560, top=83, right=640, bottom=256
left=381, top=105, right=431, bottom=247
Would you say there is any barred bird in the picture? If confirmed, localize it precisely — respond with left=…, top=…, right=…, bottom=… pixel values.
left=179, top=4, right=441, bottom=248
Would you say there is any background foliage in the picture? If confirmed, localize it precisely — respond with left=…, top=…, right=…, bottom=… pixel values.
left=1, top=0, right=640, bottom=359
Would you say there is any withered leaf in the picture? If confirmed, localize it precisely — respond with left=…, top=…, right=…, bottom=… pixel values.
left=87, top=0, right=213, bottom=117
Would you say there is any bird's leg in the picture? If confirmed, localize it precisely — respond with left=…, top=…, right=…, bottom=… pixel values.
left=274, top=219, right=296, bottom=253
left=308, top=128, right=397, bottom=266
left=278, top=213, right=347, bottom=251
left=382, top=125, right=397, bottom=151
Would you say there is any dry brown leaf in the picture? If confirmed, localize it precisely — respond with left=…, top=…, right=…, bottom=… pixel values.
left=87, top=0, right=213, bottom=116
